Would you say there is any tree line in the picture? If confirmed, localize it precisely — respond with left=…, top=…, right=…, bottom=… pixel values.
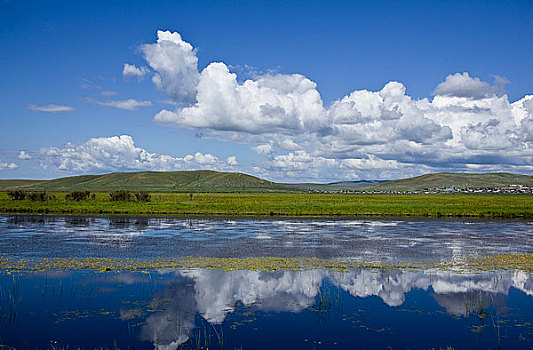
left=7, top=190, right=151, bottom=202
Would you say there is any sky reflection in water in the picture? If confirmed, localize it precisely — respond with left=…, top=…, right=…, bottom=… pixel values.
left=1, top=215, right=533, bottom=261
left=2, top=268, right=533, bottom=349
left=1, top=215, right=533, bottom=348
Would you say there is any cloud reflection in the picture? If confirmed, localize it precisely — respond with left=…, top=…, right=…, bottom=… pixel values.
left=140, top=268, right=533, bottom=348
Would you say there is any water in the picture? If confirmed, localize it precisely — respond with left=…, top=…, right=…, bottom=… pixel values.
left=2, top=215, right=533, bottom=261
left=1, top=215, right=533, bottom=349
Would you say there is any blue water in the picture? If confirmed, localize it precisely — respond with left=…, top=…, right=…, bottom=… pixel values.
left=1, top=215, right=533, bottom=349
left=2, top=268, right=533, bottom=349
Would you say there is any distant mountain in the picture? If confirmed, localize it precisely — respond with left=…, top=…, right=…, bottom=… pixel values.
left=361, top=172, right=533, bottom=192
left=288, top=180, right=387, bottom=192
left=0, top=171, right=299, bottom=193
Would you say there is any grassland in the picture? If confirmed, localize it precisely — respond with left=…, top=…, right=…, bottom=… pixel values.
left=1, top=192, right=532, bottom=218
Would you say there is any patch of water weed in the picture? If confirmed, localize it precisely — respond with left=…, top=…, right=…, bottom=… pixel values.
left=1, top=254, right=533, bottom=273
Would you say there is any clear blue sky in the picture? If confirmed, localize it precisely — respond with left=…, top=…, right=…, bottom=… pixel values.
left=1, top=0, right=532, bottom=181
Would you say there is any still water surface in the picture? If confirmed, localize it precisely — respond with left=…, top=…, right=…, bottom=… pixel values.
left=1, top=215, right=533, bottom=349
left=2, top=215, right=533, bottom=260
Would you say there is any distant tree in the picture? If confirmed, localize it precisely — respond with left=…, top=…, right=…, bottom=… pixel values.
left=27, top=191, right=55, bottom=201
left=7, top=190, right=27, bottom=200
left=109, top=190, right=132, bottom=201
left=134, top=191, right=151, bottom=202
left=65, top=191, right=91, bottom=201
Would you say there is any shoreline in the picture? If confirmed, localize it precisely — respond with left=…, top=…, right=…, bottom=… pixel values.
left=1, top=212, right=533, bottom=221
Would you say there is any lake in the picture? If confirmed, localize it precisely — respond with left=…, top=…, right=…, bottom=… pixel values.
left=1, top=215, right=533, bottom=349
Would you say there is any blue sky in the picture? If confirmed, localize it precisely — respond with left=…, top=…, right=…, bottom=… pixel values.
left=1, top=0, right=532, bottom=181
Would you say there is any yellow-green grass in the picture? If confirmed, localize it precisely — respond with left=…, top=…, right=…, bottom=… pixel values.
left=1, top=254, right=532, bottom=273
left=0, top=192, right=532, bottom=218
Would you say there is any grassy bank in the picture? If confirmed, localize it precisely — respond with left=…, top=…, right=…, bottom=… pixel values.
left=0, top=192, right=532, bottom=218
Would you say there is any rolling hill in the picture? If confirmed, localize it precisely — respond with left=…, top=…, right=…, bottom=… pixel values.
left=1, top=171, right=532, bottom=193
left=0, top=171, right=299, bottom=193
left=362, top=172, right=533, bottom=192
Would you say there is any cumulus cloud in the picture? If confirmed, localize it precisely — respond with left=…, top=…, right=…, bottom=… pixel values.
left=86, top=98, right=152, bottom=111
left=0, top=160, right=17, bottom=170
left=155, top=63, right=326, bottom=134
left=132, top=30, right=533, bottom=180
left=17, top=151, right=32, bottom=160
left=142, top=30, right=200, bottom=104
left=39, top=135, right=238, bottom=172
left=122, top=63, right=149, bottom=79
left=26, top=104, right=75, bottom=112
left=226, top=156, right=238, bottom=166
left=328, top=81, right=452, bottom=145
left=433, top=72, right=508, bottom=99
left=515, top=96, right=533, bottom=142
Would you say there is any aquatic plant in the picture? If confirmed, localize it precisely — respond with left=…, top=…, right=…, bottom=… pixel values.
left=1, top=254, right=532, bottom=274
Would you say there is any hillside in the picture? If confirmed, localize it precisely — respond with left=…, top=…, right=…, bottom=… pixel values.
left=1, top=171, right=532, bottom=194
left=0, top=171, right=299, bottom=193
left=289, top=180, right=387, bottom=192
left=362, top=172, right=533, bottom=192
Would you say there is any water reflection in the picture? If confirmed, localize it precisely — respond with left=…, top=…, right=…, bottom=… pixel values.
left=140, top=268, right=533, bottom=348
left=2, top=267, right=533, bottom=349
left=2, top=215, right=533, bottom=261
left=139, top=279, right=198, bottom=349
left=2, top=214, right=533, bottom=348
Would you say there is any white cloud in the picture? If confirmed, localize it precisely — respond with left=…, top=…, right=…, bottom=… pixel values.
left=133, top=30, right=533, bottom=180
left=0, top=161, right=17, bottom=170
left=226, top=156, right=238, bottom=166
left=122, top=63, right=149, bottom=79
left=253, top=143, right=273, bottom=156
left=515, top=96, right=533, bottom=142
left=142, top=30, right=200, bottom=104
left=17, top=151, right=32, bottom=160
left=26, top=104, right=75, bottom=112
left=433, top=72, right=508, bottom=99
left=328, top=81, right=452, bottom=146
left=86, top=98, right=152, bottom=111
left=341, top=156, right=401, bottom=170
left=155, top=63, right=326, bottom=134
left=39, top=135, right=238, bottom=173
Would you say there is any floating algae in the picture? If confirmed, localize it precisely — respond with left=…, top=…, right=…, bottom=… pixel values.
left=1, top=254, right=533, bottom=273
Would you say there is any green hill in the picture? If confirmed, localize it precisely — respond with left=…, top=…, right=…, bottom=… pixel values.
left=2, top=171, right=532, bottom=193
left=0, top=171, right=299, bottom=193
left=362, top=172, right=533, bottom=192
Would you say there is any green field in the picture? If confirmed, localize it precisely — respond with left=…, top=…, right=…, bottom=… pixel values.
left=1, top=192, right=532, bottom=218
